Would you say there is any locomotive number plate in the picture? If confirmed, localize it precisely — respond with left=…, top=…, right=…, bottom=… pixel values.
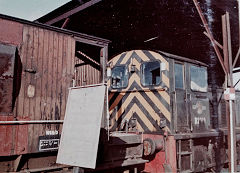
left=39, top=135, right=60, bottom=151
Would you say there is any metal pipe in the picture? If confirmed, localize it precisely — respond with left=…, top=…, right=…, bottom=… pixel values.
left=0, top=120, right=64, bottom=124
left=229, top=100, right=235, bottom=173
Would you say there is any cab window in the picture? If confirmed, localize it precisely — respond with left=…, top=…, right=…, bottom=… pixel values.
left=141, top=61, right=160, bottom=86
left=174, top=63, right=184, bottom=89
left=111, top=65, right=128, bottom=89
left=190, top=65, right=207, bottom=92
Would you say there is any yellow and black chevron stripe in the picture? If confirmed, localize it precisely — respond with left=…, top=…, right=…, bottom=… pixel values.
left=108, top=50, right=171, bottom=133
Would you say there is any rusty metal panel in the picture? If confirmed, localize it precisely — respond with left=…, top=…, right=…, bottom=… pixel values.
left=0, top=116, right=29, bottom=156
left=0, top=18, right=23, bottom=45
left=0, top=43, right=16, bottom=114
left=0, top=116, right=14, bottom=156
left=14, top=117, right=29, bottom=155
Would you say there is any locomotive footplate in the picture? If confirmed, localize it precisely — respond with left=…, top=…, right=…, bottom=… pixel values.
left=97, top=132, right=148, bottom=169
left=173, top=130, right=220, bottom=140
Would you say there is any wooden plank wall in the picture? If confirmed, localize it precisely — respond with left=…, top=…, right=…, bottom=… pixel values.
left=15, top=25, right=75, bottom=152
left=75, top=58, right=100, bottom=86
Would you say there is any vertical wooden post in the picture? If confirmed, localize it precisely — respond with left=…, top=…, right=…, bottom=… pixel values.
left=226, top=12, right=233, bottom=87
left=226, top=12, right=237, bottom=172
left=100, top=46, right=108, bottom=83
left=222, top=14, right=229, bottom=75
left=100, top=46, right=109, bottom=130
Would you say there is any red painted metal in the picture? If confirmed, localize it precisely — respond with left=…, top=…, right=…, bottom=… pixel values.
left=0, top=19, right=23, bottom=46
left=0, top=116, right=29, bottom=156
left=0, top=116, right=14, bottom=156
left=14, top=117, right=29, bottom=155
left=142, top=134, right=177, bottom=173
left=165, top=135, right=177, bottom=173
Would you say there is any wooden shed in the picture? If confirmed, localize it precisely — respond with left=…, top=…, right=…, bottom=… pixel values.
left=0, top=14, right=109, bottom=160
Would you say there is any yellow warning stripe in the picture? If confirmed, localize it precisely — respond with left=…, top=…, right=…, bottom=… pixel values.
left=114, top=93, right=135, bottom=121
left=158, top=91, right=170, bottom=105
left=126, top=73, right=141, bottom=90
left=137, top=122, right=144, bottom=132
left=111, top=54, right=121, bottom=66
left=135, top=92, right=161, bottom=123
left=124, top=103, right=156, bottom=131
left=120, top=50, right=134, bottom=65
left=132, top=59, right=141, bottom=70
left=135, top=50, right=150, bottom=61
left=149, top=51, right=169, bottom=70
left=145, top=91, right=171, bottom=121
left=162, top=73, right=170, bottom=88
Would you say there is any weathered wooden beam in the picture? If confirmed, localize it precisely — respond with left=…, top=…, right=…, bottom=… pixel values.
left=203, top=31, right=223, bottom=49
left=233, top=47, right=240, bottom=68
left=14, top=155, right=22, bottom=171
left=222, top=14, right=229, bottom=74
left=226, top=12, right=233, bottom=86
left=61, top=18, right=70, bottom=28
left=192, top=0, right=227, bottom=75
left=45, top=0, right=102, bottom=25
left=77, top=50, right=100, bottom=66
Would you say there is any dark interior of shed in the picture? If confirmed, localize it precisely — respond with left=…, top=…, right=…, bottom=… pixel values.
left=37, top=0, right=240, bottom=86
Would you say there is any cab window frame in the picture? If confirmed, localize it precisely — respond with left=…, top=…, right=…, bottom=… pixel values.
left=140, top=60, right=161, bottom=87
left=111, top=64, right=129, bottom=89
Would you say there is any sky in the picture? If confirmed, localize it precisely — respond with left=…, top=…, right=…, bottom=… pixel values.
left=0, top=0, right=70, bottom=21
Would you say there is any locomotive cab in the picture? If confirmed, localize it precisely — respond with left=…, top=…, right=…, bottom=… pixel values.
left=108, top=50, right=211, bottom=135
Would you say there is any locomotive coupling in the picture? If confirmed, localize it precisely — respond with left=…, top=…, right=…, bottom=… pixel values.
left=143, top=138, right=164, bottom=156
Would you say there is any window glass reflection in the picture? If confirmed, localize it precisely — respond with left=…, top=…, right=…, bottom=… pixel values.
left=111, top=66, right=128, bottom=88
left=190, top=65, right=207, bottom=92
left=141, top=61, right=160, bottom=86
left=174, top=63, right=184, bottom=89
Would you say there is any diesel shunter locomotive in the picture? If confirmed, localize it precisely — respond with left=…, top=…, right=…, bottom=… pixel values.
left=106, top=49, right=240, bottom=172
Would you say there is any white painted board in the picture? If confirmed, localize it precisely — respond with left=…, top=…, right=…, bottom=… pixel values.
left=56, top=85, right=106, bottom=169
